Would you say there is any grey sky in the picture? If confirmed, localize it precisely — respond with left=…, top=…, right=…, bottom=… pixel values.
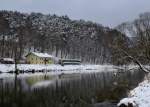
left=0, top=0, right=150, bottom=27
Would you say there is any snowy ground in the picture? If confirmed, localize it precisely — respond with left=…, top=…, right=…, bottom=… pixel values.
left=0, top=64, right=117, bottom=73
left=0, top=64, right=119, bottom=78
left=118, top=78, right=150, bottom=107
left=0, top=64, right=142, bottom=80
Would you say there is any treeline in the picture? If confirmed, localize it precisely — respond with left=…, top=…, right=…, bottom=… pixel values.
left=0, top=10, right=128, bottom=64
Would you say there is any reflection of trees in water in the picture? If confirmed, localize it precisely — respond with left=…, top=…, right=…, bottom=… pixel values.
left=0, top=70, right=145, bottom=107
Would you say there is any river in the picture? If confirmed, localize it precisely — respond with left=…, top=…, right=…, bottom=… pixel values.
left=0, top=68, right=145, bottom=107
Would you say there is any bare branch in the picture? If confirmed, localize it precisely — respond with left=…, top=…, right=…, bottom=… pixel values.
left=119, top=49, right=150, bottom=73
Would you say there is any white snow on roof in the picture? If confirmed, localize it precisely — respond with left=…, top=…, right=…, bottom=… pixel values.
left=31, top=52, right=53, bottom=58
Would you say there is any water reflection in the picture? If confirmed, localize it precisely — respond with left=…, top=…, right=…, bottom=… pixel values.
left=0, top=69, right=145, bottom=107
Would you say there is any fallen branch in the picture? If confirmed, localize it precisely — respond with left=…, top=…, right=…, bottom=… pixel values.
left=119, top=49, right=150, bottom=73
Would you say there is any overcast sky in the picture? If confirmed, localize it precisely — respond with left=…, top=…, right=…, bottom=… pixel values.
left=0, top=0, right=150, bottom=27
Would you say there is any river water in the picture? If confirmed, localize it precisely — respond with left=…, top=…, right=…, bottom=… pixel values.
left=0, top=68, right=145, bottom=107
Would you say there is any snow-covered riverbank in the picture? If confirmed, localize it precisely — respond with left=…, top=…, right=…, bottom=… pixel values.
left=0, top=64, right=144, bottom=81
left=0, top=64, right=117, bottom=73
left=0, top=64, right=128, bottom=79
left=118, top=79, right=150, bottom=107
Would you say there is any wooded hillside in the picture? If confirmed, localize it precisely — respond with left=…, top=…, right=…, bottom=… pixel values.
left=0, top=10, right=128, bottom=64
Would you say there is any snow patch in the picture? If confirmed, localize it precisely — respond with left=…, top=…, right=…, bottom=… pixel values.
left=118, top=80, right=150, bottom=107
left=0, top=64, right=116, bottom=73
